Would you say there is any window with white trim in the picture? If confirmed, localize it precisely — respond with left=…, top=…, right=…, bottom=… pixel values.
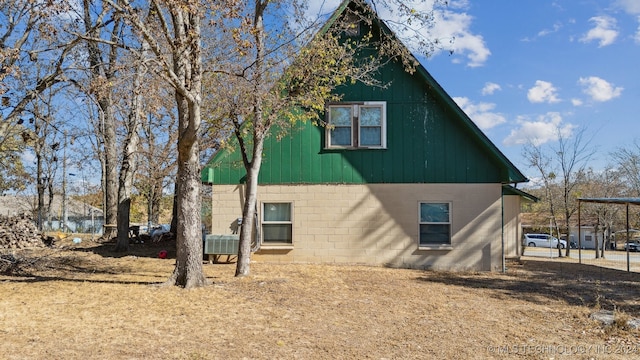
left=261, top=202, right=293, bottom=245
left=326, top=102, right=386, bottom=149
left=419, top=202, right=451, bottom=246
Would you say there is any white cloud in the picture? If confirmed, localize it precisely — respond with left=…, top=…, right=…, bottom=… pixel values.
left=578, top=76, right=623, bottom=102
left=447, top=0, right=471, bottom=10
left=429, top=10, right=491, bottom=67
left=481, top=82, right=501, bottom=95
left=51, top=0, right=83, bottom=22
left=527, top=80, right=561, bottom=104
left=305, top=0, right=490, bottom=67
left=520, top=17, right=564, bottom=42
left=616, top=0, right=640, bottom=15
left=571, top=98, right=583, bottom=106
left=635, top=17, right=640, bottom=44
left=453, top=97, right=506, bottom=130
left=580, top=16, right=618, bottom=47
left=503, top=112, right=576, bottom=146
left=21, top=150, right=36, bottom=164
left=537, top=23, right=562, bottom=37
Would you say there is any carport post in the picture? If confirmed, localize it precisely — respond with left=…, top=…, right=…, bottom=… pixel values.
left=627, top=202, right=630, bottom=273
left=578, top=199, right=582, bottom=264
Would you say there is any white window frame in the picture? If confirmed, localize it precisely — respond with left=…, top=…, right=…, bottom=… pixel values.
left=418, top=202, right=452, bottom=249
left=260, top=202, right=294, bottom=247
left=325, top=101, right=387, bottom=149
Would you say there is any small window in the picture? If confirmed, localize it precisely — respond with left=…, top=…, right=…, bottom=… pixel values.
left=419, top=202, right=451, bottom=246
left=326, top=102, right=386, bottom=149
left=261, top=202, right=293, bottom=245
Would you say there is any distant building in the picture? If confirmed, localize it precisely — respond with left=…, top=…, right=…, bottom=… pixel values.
left=0, top=194, right=103, bottom=234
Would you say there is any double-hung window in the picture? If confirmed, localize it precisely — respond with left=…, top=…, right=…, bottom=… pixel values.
left=261, top=202, right=293, bottom=245
left=326, top=102, right=386, bottom=149
left=419, top=202, right=451, bottom=246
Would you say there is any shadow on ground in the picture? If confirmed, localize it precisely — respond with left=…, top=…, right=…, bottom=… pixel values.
left=416, top=259, right=640, bottom=315
left=74, top=238, right=177, bottom=260
left=0, top=237, right=179, bottom=284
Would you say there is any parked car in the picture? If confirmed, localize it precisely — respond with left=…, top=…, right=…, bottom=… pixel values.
left=150, top=224, right=171, bottom=237
left=623, top=240, right=640, bottom=252
left=524, top=233, right=567, bottom=248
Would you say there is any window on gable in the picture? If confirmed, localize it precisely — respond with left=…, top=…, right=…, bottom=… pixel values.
left=261, top=202, right=293, bottom=245
left=419, top=202, right=451, bottom=246
left=326, top=102, right=386, bottom=149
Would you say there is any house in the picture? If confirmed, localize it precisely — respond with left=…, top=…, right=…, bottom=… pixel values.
left=565, top=226, right=605, bottom=250
left=201, top=0, right=530, bottom=271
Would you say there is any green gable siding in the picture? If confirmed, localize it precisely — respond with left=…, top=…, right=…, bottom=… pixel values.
left=201, top=0, right=526, bottom=186
left=203, top=61, right=511, bottom=185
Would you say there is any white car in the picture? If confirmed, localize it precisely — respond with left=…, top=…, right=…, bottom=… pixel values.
left=524, top=233, right=567, bottom=248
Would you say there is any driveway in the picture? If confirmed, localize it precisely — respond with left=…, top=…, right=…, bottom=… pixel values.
left=523, top=247, right=640, bottom=272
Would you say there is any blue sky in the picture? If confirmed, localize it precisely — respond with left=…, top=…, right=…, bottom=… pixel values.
left=17, top=0, right=635, bottom=187
left=314, top=0, right=639, bottom=179
left=417, top=0, right=639, bottom=178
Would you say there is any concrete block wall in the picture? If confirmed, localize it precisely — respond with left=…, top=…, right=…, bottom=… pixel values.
left=209, top=183, right=503, bottom=271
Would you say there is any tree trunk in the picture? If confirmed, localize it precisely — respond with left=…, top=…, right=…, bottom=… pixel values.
left=151, top=181, right=162, bottom=225
left=100, top=99, right=119, bottom=241
left=170, top=192, right=178, bottom=235
left=83, top=0, right=118, bottom=242
left=235, top=139, right=264, bottom=277
left=235, top=0, right=267, bottom=278
left=600, top=226, right=607, bottom=258
left=36, top=150, right=45, bottom=231
left=564, top=215, right=571, bottom=257
left=114, top=110, right=142, bottom=252
left=164, top=92, right=206, bottom=288
left=163, top=8, right=206, bottom=288
left=115, top=44, right=145, bottom=252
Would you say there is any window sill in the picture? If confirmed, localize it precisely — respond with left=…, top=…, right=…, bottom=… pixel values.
left=260, top=244, right=294, bottom=250
left=324, top=146, right=387, bottom=150
left=418, top=245, right=453, bottom=251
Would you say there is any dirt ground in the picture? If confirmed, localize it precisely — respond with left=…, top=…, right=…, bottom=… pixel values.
left=1, top=238, right=640, bottom=359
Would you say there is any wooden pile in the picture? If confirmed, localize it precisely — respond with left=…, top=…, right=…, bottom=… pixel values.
left=0, top=213, right=46, bottom=249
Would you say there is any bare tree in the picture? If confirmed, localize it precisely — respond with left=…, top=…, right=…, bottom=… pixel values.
left=21, top=94, right=62, bottom=229
left=612, top=140, right=640, bottom=197
left=80, top=0, right=124, bottom=241
left=580, top=167, right=623, bottom=258
left=137, top=108, right=178, bottom=229
left=524, top=126, right=595, bottom=256
left=104, top=0, right=224, bottom=287
left=114, top=49, right=147, bottom=251
left=1, top=0, right=82, bottom=194
left=523, top=143, right=564, bottom=257
left=556, top=127, right=595, bottom=256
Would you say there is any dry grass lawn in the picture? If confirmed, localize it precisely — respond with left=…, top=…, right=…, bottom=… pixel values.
left=1, top=237, right=640, bottom=359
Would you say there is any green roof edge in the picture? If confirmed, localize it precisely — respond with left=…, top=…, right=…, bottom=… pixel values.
left=503, top=185, right=538, bottom=202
